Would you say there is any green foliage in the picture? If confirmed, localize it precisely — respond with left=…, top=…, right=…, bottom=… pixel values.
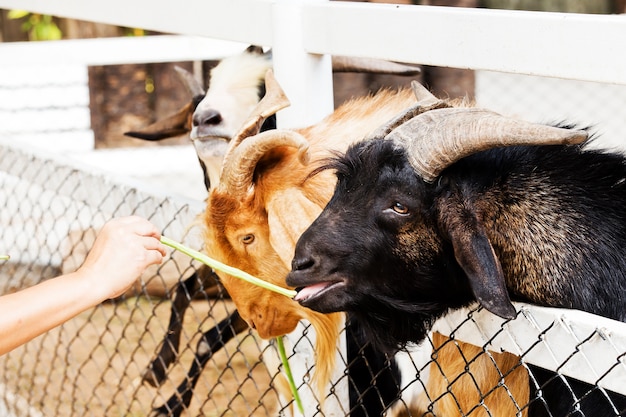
left=8, top=10, right=62, bottom=41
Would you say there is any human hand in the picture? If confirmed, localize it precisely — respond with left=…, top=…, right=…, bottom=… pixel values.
left=78, top=216, right=166, bottom=299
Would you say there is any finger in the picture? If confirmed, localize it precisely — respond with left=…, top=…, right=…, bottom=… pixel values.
left=117, top=216, right=162, bottom=239
left=141, top=236, right=167, bottom=257
left=145, top=249, right=165, bottom=266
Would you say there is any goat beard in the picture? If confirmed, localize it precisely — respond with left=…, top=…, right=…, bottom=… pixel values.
left=348, top=293, right=449, bottom=353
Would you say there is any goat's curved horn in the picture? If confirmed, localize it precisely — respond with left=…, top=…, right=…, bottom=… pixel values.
left=387, top=107, right=588, bottom=183
left=220, top=69, right=291, bottom=177
left=332, top=56, right=421, bottom=75
left=367, top=82, right=450, bottom=140
left=219, top=129, right=310, bottom=196
left=230, top=69, right=290, bottom=149
left=174, top=66, right=205, bottom=96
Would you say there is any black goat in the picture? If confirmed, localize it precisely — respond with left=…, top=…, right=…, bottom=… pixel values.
left=287, top=83, right=626, bottom=416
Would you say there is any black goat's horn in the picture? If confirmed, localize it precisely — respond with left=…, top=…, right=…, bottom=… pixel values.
left=386, top=107, right=588, bottom=183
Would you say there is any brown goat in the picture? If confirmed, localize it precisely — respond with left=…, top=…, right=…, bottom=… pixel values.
left=202, top=71, right=531, bottom=414
left=202, top=70, right=416, bottom=398
left=414, top=333, right=529, bottom=416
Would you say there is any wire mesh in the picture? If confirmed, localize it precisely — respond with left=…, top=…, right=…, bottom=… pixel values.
left=2, top=139, right=626, bottom=417
left=2, top=46, right=626, bottom=417
left=0, top=143, right=288, bottom=417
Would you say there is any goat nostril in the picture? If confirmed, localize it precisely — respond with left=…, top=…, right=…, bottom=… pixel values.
left=292, top=256, right=315, bottom=272
left=201, top=110, right=222, bottom=126
left=192, top=110, right=223, bottom=128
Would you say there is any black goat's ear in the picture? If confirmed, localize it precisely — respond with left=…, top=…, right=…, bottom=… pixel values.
left=447, top=214, right=517, bottom=320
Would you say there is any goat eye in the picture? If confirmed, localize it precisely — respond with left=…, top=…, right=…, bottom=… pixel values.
left=241, top=234, right=255, bottom=244
left=391, top=202, right=409, bottom=215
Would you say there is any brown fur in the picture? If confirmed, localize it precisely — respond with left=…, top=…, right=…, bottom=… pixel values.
left=414, top=332, right=529, bottom=417
left=203, top=87, right=416, bottom=397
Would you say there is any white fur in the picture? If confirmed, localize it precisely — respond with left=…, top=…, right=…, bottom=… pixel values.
left=191, top=51, right=272, bottom=146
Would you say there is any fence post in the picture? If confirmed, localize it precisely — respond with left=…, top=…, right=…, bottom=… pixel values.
left=271, top=0, right=334, bottom=129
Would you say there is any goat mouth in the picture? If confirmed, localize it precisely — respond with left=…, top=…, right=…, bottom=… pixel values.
left=192, top=137, right=230, bottom=158
left=192, top=135, right=230, bottom=143
left=294, top=281, right=344, bottom=303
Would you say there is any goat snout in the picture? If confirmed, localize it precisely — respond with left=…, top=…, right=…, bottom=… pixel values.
left=291, top=254, right=316, bottom=273
left=287, top=249, right=349, bottom=314
left=193, top=109, right=223, bottom=128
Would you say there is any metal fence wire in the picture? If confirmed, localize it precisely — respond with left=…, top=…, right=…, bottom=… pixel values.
left=2, top=75, right=626, bottom=416
left=0, top=143, right=285, bottom=417
left=2, top=138, right=626, bottom=417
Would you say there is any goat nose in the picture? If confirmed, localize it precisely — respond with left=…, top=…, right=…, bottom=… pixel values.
left=291, top=255, right=315, bottom=272
left=192, top=109, right=223, bottom=127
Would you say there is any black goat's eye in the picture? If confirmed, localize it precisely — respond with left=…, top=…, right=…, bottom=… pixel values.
left=242, top=234, right=255, bottom=244
left=391, top=202, right=409, bottom=215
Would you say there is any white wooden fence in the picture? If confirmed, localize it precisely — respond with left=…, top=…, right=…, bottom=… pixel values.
left=1, top=1, right=626, bottom=416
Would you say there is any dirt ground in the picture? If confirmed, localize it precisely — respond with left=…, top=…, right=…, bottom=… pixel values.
left=0, top=296, right=284, bottom=417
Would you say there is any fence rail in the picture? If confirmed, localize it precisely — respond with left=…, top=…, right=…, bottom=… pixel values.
left=1, top=1, right=626, bottom=416
left=3, top=0, right=626, bottom=125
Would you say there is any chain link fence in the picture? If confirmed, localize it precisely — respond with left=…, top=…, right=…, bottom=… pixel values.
left=1, top=32, right=626, bottom=417
left=2, top=116, right=626, bottom=416
left=0, top=143, right=286, bottom=416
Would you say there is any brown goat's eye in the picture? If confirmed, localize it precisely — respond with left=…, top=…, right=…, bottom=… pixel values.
left=391, top=202, right=409, bottom=215
left=242, top=234, right=255, bottom=244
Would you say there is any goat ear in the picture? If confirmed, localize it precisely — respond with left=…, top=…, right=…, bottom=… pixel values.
left=124, top=101, right=194, bottom=140
left=267, top=189, right=324, bottom=269
left=446, top=214, right=517, bottom=320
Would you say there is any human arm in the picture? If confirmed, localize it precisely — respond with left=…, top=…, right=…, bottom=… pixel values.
left=0, top=216, right=166, bottom=355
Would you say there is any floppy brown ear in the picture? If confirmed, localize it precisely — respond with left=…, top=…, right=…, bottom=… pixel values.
left=444, top=209, right=517, bottom=320
left=125, top=101, right=194, bottom=140
left=267, top=188, right=324, bottom=269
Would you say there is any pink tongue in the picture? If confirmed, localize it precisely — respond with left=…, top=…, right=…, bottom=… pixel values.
left=294, top=282, right=331, bottom=301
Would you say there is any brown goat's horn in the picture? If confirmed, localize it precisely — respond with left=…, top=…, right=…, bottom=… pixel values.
left=231, top=69, right=290, bottom=148
left=220, top=69, right=291, bottom=179
left=332, top=56, right=421, bottom=76
left=174, top=65, right=205, bottom=96
left=219, top=129, right=310, bottom=196
left=386, top=107, right=588, bottom=183
left=367, top=82, right=450, bottom=140
left=411, top=81, right=440, bottom=106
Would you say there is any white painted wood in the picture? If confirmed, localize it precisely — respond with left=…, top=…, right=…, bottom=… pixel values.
left=271, top=0, right=334, bottom=129
left=0, top=35, right=248, bottom=66
left=270, top=3, right=343, bottom=414
left=301, top=2, right=626, bottom=85
left=2, top=1, right=625, bottom=85
left=0, top=0, right=274, bottom=45
left=433, top=303, right=626, bottom=396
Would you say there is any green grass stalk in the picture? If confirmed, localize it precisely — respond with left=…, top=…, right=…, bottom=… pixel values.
left=160, top=236, right=297, bottom=298
left=277, top=336, right=304, bottom=414
left=160, top=237, right=303, bottom=411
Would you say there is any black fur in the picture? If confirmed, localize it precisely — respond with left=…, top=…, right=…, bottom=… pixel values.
left=287, top=133, right=626, bottom=416
left=289, top=137, right=626, bottom=349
